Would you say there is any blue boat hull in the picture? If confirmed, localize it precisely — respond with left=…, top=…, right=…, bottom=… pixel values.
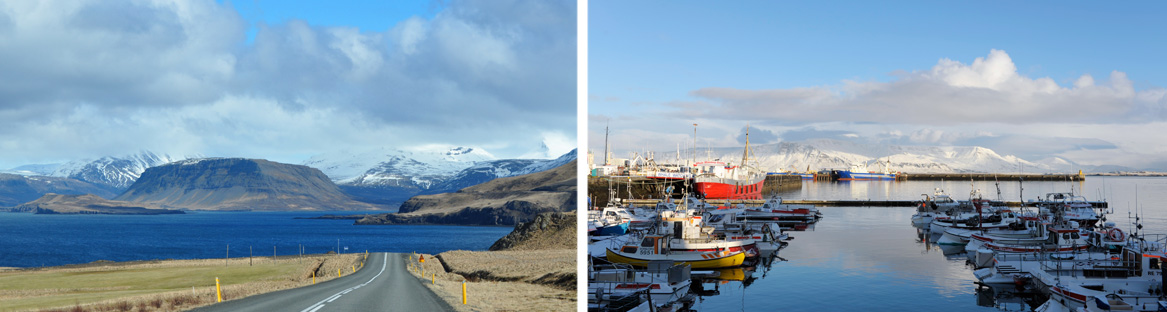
left=595, top=222, right=629, bottom=236
left=837, top=171, right=896, bottom=180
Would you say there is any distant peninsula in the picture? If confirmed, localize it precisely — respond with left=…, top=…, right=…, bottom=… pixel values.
left=13, top=193, right=183, bottom=215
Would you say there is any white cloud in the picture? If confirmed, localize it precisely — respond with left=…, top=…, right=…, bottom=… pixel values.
left=0, top=0, right=576, bottom=168
left=685, top=49, right=1165, bottom=125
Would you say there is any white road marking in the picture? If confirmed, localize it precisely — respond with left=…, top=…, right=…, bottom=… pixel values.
left=299, top=254, right=388, bottom=312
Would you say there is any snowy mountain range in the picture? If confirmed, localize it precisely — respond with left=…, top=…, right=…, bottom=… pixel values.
left=2, top=151, right=200, bottom=192
left=303, top=146, right=577, bottom=204
left=650, top=139, right=1109, bottom=174
left=303, top=146, right=497, bottom=189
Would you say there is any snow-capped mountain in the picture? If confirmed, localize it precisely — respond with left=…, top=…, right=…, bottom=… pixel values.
left=429, top=149, right=577, bottom=193
left=3, top=163, right=62, bottom=176
left=654, top=139, right=1089, bottom=174
left=303, top=146, right=497, bottom=189
left=49, top=151, right=200, bottom=191
left=303, top=147, right=575, bottom=205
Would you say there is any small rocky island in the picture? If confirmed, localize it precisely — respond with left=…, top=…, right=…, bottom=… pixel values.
left=13, top=193, right=183, bottom=215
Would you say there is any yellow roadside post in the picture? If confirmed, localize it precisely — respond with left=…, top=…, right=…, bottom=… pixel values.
left=352, top=265, right=355, bottom=273
left=312, top=271, right=315, bottom=284
left=431, top=273, right=435, bottom=285
left=338, top=268, right=342, bottom=277
left=462, top=280, right=467, bottom=305
left=215, top=277, right=222, bottom=302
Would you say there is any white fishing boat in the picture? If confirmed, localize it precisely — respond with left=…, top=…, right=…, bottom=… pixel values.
left=589, top=261, right=693, bottom=312
left=606, top=235, right=747, bottom=269
left=1028, top=192, right=1106, bottom=228
left=657, top=207, right=760, bottom=258
left=911, top=188, right=963, bottom=227
left=1034, top=236, right=1167, bottom=311
left=740, top=196, right=821, bottom=222
left=703, top=208, right=787, bottom=254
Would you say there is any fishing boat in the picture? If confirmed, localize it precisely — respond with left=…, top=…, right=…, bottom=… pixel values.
left=693, top=161, right=765, bottom=200
left=836, top=159, right=896, bottom=181
left=1033, top=236, right=1167, bottom=311
left=588, top=206, right=637, bottom=237
left=657, top=205, right=760, bottom=258
left=693, top=127, right=765, bottom=200
left=972, top=225, right=1147, bottom=288
left=1028, top=192, right=1106, bottom=228
left=589, top=261, right=693, bottom=312
left=606, top=235, right=747, bottom=269
left=703, top=208, right=788, bottom=254
left=928, top=207, right=1018, bottom=235
left=911, top=188, right=963, bottom=227
left=740, top=196, right=822, bottom=222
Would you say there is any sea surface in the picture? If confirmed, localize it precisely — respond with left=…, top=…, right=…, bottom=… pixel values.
left=0, top=211, right=512, bottom=268
left=669, top=176, right=1167, bottom=311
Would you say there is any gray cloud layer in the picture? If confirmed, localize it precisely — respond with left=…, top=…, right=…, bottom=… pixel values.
left=0, top=0, right=575, bottom=167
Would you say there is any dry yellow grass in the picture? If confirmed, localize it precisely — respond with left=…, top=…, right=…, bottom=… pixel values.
left=0, top=253, right=365, bottom=312
left=404, top=250, right=575, bottom=312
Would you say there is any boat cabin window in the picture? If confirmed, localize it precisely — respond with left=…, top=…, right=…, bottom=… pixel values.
left=1151, top=257, right=1161, bottom=270
left=641, top=237, right=656, bottom=248
left=1062, top=233, right=1070, bottom=240
left=1071, top=232, right=1080, bottom=240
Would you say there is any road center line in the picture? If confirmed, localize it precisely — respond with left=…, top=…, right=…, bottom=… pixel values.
left=299, top=254, right=388, bottom=312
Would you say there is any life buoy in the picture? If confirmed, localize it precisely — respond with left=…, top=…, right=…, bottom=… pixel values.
left=1107, top=228, right=1126, bottom=242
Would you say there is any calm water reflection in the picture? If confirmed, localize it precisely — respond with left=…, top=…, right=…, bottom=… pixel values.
left=687, top=177, right=1167, bottom=311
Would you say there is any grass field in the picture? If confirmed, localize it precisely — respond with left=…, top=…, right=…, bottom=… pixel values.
left=407, top=250, right=576, bottom=312
left=0, top=254, right=364, bottom=312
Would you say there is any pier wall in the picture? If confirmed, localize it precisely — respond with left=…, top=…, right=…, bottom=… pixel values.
left=896, top=173, right=1085, bottom=181
left=586, top=174, right=801, bottom=208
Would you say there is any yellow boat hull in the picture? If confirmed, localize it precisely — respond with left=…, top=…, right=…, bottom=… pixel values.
left=605, top=249, right=745, bottom=269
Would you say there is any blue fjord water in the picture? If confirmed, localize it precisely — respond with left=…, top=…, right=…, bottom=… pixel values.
left=0, top=211, right=511, bottom=268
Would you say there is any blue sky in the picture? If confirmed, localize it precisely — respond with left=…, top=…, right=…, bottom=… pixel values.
left=589, top=1, right=1167, bottom=170
left=0, top=0, right=576, bottom=169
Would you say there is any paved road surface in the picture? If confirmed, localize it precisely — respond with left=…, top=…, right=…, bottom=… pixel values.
left=193, top=253, right=453, bottom=312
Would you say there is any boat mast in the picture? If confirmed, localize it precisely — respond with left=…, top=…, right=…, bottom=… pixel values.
left=741, top=125, right=751, bottom=177
left=603, top=121, right=610, bottom=166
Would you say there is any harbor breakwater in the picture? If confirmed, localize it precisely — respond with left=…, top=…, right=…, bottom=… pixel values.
left=586, top=175, right=801, bottom=207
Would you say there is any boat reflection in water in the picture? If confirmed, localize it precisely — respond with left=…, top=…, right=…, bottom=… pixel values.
left=975, top=284, right=1047, bottom=311
left=689, top=251, right=786, bottom=307
left=914, top=224, right=1049, bottom=311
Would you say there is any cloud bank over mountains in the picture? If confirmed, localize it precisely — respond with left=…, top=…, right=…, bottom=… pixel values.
left=0, top=0, right=576, bottom=168
left=594, top=50, right=1167, bottom=170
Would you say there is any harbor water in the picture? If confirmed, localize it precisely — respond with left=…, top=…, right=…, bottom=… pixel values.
left=0, top=211, right=512, bottom=268
left=679, top=176, right=1167, bottom=311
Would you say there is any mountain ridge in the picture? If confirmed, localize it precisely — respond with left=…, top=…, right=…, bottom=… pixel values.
left=115, top=158, right=382, bottom=211
left=648, top=139, right=1114, bottom=174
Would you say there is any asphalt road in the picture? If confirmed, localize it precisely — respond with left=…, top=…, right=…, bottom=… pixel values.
left=193, top=252, right=453, bottom=312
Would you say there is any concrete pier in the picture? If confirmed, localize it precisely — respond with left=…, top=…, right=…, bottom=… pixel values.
left=896, top=172, right=1085, bottom=181
left=586, top=174, right=801, bottom=207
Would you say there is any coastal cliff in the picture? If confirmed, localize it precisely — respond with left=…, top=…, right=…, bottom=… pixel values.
left=355, top=160, right=575, bottom=226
